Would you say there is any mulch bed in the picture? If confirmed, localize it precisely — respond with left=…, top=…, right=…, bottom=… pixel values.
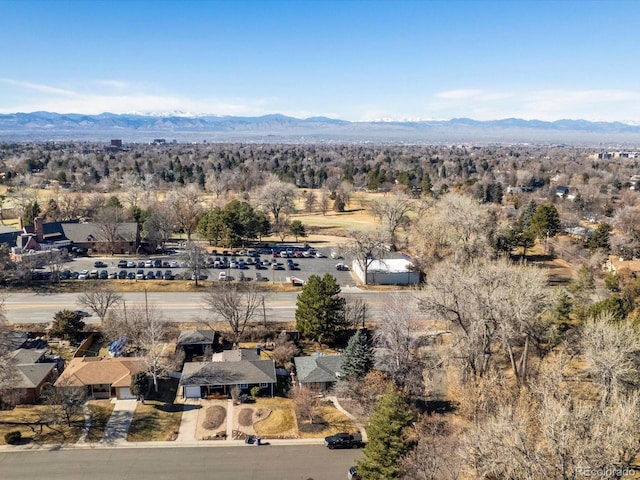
left=202, top=405, right=226, bottom=430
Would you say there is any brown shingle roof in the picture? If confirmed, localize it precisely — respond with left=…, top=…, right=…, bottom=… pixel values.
left=55, top=357, right=146, bottom=388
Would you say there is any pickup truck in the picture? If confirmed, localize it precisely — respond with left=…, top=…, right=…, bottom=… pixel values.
left=324, top=432, right=364, bottom=449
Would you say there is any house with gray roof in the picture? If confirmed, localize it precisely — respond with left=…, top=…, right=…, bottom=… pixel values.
left=177, top=330, right=218, bottom=357
left=180, top=358, right=276, bottom=399
left=1, top=348, right=57, bottom=406
left=293, top=354, right=343, bottom=391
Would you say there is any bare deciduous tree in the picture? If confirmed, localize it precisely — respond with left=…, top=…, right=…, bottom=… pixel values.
left=303, top=190, right=316, bottom=214
left=77, top=282, right=123, bottom=323
left=181, top=241, right=205, bottom=286
left=202, top=282, right=263, bottom=347
left=344, top=230, right=389, bottom=286
left=419, top=258, right=551, bottom=385
left=375, top=293, right=425, bottom=395
left=580, top=312, right=640, bottom=406
left=410, top=193, right=496, bottom=267
left=371, top=192, right=412, bottom=250
left=258, top=179, right=296, bottom=223
left=166, top=185, right=203, bottom=241
left=289, top=386, right=319, bottom=424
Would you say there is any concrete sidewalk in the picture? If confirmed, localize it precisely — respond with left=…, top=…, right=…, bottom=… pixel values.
left=101, top=399, right=137, bottom=445
left=174, top=398, right=201, bottom=443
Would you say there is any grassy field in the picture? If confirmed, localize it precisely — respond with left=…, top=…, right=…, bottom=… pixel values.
left=298, top=401, right=357, bottom=439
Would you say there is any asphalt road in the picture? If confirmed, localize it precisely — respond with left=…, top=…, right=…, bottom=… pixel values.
left=0, top=445, right=362, bottom=480
left=5, top=289, right=413, bottom=324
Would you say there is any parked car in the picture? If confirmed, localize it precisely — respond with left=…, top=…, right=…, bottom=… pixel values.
left=153, top=259, right=162, bottom=268
left=137, top=261, right=145, bottom=268
left=94, top=261, right=107, bottom=268
left=118, top=270, right=127, bottom=279
left=89, top=270, right=99, bottom=279
left=70, top=271, right=79, bottom=279
left=135, top=269, right=145, bottom=280
left=163, top=270, right=173, bottom=280
left=127, top=261, right=136, bottom=268
left=60, top=270, right=71, bottom=280
left=218, top=271, right=227, bottom=281
left=99, top=270, right=109, bottom=279
left=331, top=251, right=343, bottom=259
left=146, top=271, right=155, bottom=280
left=191, top=273, right=208, bottom=280
left=73, top=310, right=91, bottom=318
left=117, top=260, right=128, bottom=268
left=170, top=261, right=180, bottom=268
left=315, top=252, right=326, bottom=258
left=144, top=260, right=153, bottom=268
left=155, top=270, right=163, bottom=279
left=336, top=263, right=350, bottom=271
left=127, top=272, right=136, bottom=280
left=324, top=433, right=363, bottom=449
left=347, top=466, right=360, bottom=480
left=108, top=272, right=118, bottom=279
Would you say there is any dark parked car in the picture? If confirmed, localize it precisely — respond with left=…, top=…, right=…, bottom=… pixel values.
left=153, top=259, right=162, bottom=268
left=99, top=270, right=108, bottom=279
left=117, top=260, right=128, bottom=268
left=146, top=271, right=155, bottom=280
left=348, top=466, right=360, bottom=480
left=335, top=263, right=350, bottom=271
left=163, top=270, right=173, bottom=280
left=324, top=433, right=363, bottom=449
left=127, top=272, right=136, bottom=280
left=155, top=270, right=163, bottom=279
left=118, top=270, right=127, bottom=279
left=94, top=261, right=107, bottom=268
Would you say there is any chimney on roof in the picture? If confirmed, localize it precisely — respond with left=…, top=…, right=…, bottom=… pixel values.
left=34, top=217, right=44, bottom=242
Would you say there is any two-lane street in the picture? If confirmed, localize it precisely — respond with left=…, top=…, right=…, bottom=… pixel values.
left=0, top=445, right=362, bottom=480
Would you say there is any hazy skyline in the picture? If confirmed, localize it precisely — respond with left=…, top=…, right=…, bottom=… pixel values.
left=1, top=0, right=639, bottom=122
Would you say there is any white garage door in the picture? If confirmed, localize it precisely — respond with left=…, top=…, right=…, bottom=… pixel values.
left=118, top=387, right=136, bottom=400
left=184, top=386, right=201, bottom=398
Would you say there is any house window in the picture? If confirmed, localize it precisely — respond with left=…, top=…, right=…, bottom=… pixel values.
left=240, top=383, right=248, bottom=389
left=259, top=383, right=268, bottom=388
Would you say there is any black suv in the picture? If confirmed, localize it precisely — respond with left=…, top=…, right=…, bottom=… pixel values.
left=324, top=433, right=363, bottom=449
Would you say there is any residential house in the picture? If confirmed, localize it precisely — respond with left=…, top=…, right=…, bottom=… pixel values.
left=1, top=348, right=57, bottom=406
left=176, top=330, right=218, bottom=358
left=54, top=356, right=146, bottom=400
left=293, top=353, right=343, bottom=391
left=555, top=186, right=570, bottom=198
left=180, top=356, right=276, bottom=399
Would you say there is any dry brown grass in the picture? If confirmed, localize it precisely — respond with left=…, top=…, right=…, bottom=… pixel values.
left=252, top=397, right=298, bottom=438
left=0, top=405, right=83, bottom=445
left=127, top=399, right=183, bottom=442
left=84, top=400, right=115, bottom=442
left=298, top=401, right=357, bottom=439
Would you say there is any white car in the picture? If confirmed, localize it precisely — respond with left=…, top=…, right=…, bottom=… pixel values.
left=144, top=260, right=153, bottom=268
left=170, top=261, right=180, bottom=268
left=78, top=270, right=90, bottom=280
left=218, top=271, right=227, bottom=281
left=315, top=252, right=326, bottom=258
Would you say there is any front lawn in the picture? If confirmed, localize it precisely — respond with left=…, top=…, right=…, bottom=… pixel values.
left=252, top=397, right=298, bottom=438
left=0, top=405, right=83, bottom=445
left=297, top=400, right=357, bottom=438
left=84, top=400, right=115, bottom=442
left=127, top=378, right=183, bottom=442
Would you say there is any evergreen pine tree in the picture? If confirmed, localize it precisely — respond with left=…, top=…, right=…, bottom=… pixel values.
left=295, top=274, right=347, bottom=340
left=340, top=329, right=374, bottom=380
left=357, top=384, right=415, bottom=480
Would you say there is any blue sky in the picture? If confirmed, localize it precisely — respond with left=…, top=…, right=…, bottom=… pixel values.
left=1, top=0, right=639, bottom=122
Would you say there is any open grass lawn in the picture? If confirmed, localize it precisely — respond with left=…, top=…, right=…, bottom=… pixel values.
left=252, top=397, right=298, bottom=438
left=298, top=400, right=357, bottom=439
left=127, top=378, right=183, bottom=442
left=0, top=405, right=83, bottom=445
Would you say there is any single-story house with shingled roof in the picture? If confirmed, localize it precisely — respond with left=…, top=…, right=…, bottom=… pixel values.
left=54, top=356, right=146, bottom=400
left=1, top=348, right=58, bottom=406
left=176, top=330, right=218, bottom=357
left=180, top=359, right=276, bottom=398
left=293, top=354, right=343, bottom=391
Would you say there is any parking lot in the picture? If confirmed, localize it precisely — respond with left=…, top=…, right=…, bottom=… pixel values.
left=49, top=245, right=357, bottom=286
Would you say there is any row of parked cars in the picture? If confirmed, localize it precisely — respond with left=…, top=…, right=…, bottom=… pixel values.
left=61, top=269, right=175, bottom=281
